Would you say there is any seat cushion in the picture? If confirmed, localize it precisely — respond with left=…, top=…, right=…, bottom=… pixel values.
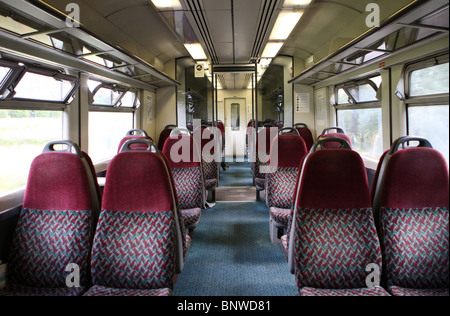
left=381, top=207, right=449, bottom=290
left=295, top=208, right=382, bottom=290
left=182, top=208, right=202, bottom=230
left=8, top=209, right=94, bottom=288
left=270, top=207, right=290, bottom=227
left=300, top=286, right=390, bottom=296
left=172, top=167, right=203, bottom=209
left=265, top=167, right=299, bottom=208
left=0, top=285, right=86, bottom=296
left=83, top=285, right=172, bottom=296
left=389, top=286, right=449, bottom=296
left=91, top=210, right=176, bottom=291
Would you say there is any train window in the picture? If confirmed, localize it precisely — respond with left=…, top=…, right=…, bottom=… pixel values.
left=0, top=66, right=9, bottom=83
left=88, top=111, right=134, bottom=162
left=92, top=86, right=124, bottom=106
left=408, top=105, right=449, bottom=164
left=409, top=63, right=449, bottom=97
left=406, top=57, right=449, bottom=165
left=0, top=110, right=63, bottom=196
left=335, top=75, right=383, bottom=159
left=120, top=91, right=140, bottom=108
left=13, top=71, right=77, bottom=103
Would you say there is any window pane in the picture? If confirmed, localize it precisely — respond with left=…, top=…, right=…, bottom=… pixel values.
left=14, top=72, right=74, bottom=102
left=120, top=91, right=137, bottom=108
left=0, top=110, right=63, bottom=195
left=337, top=88, right=349, bottom=104
left=88, top=111, right=134, bottom=162
left=231, top=103, right=240, bottom=131
left=410, top=63, right=449, bottom=96
left=338, top=108, right=383, bottom=159
left=92, top=87, right=123, bottom=106
left=347, top=83, right=378, bottom=103
left=0, top=66, right=10, bottom=84
left=408, top=105, right=449, bottom=165
left=88, top=79, right=102, bottom=93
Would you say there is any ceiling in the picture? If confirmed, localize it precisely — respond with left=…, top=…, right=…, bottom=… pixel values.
left=6, top=0, right=443, bottom=89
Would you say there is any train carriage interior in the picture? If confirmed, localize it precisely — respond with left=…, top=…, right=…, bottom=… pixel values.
left=0, top=0, right=448, bottom=298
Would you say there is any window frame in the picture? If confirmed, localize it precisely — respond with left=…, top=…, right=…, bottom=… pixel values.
left=90, top=82, right=140, bottom=111
left=334, top=75, right=382, bottom=110
left=405, top=54, right=449, bottom=101
left=404, top=54, right=449, bottom=146
left=0, top=60, right=79, bottom=104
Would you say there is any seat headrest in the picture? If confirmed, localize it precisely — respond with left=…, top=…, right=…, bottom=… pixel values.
left=24, top=152, right=92, bottom=211
left=379, top=147, right=449, bottom=209
left=103, top=152, right=175, bottom=213
left=270, top=135, right=307, bottom=168
left=162, top=135, right=201, bottom=169
left=296, top=149, right=370, bottom=210
left=320, top=133, right=352, bottom=148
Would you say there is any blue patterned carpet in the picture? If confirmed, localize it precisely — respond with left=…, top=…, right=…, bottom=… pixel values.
left=219, top=162, right=254, bottom=187
left=173, top=201, right=298, bottom=296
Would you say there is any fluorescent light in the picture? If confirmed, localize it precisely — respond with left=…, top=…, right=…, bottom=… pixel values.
left=269, top=11, right=303, bottom=41
left=261, top=42, right=283, bottom=58
left=184, top=43, right=207, bottom=60
left=151, top=0, right=182, bottom=10
left=283, top=0, right=312, bottom=8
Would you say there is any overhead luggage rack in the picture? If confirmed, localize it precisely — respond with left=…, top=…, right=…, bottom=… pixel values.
left=0, top=0, right=180, bottom=91
left=289, top=0, right=449, bottom=87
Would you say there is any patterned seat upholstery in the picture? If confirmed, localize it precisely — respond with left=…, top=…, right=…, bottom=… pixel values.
left=1, top=141, right=97, bottom=296
left=287, top=138, right=390, bottom=296
left=252, top=128, right=277, bottom=200
left=266, top=134, right=307, bottom=243
left=83, top=139, right=186, bottom=296
left=372, top=136, right=449, bottom=296
left=198, top=127, right=221, bottom=202
left=163, top=135, right=203, bottom=231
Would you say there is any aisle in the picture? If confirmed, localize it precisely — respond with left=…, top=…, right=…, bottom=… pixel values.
left=173, top=162, right=297, bottom=296
left=173, top=202, right=297, bottom=296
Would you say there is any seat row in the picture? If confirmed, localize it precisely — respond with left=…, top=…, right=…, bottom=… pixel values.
left=0, top=129, right=219, bottom=296
left=257, top=129, right=448, bottom=296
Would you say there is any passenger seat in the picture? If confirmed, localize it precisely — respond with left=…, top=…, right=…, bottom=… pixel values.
left=267, top=130, right=307, bottom=244
left=1, top=141, right=98, bottom=296
left=84, top=139, right=186, bottom=296
left=162, top=133, right=203, bottom=232
left=287, top=137, right=390, bottom=296
left=372, top=136, right=449, bottom=296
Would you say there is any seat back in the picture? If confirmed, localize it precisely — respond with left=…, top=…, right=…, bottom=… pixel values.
left=162, top=135, right=204, bottom=210
left=295, top=123, right=314, bottom=152
left=288, top=138, right=381, bottom=291
left=319, top=127, right=352, bottom=148
left=196, top=127, right=220, bottom=182
left=265, top=134, right=307, bottom=209
left=8, top=141, right=96, bottom=289
left=251, top=127, right=278, bottom=179
left=117, top=129, right=153, bottom=153
left=157, top=125, right=177, bottom=151
left=372, top=136, right=449, bottom=290
left=91, top=139, right=184, bottom=291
